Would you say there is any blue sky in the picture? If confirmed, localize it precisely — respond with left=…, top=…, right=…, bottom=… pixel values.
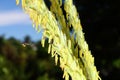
left=0, top=0, right=42, bottom=41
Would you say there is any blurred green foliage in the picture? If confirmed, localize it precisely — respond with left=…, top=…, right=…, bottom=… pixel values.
left=112, top=59, right=120, bottom=69
left=0, top=35, right=120, bottom=80
left=0, top=36, right=63, bottom=80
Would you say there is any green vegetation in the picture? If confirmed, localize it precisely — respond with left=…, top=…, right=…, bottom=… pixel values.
left=0, top=36, right=120, bottom=80
left=0, top=36, right=63, bottom=80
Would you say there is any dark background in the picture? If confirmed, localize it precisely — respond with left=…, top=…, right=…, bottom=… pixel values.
left=74, top=0, right=120, bottom=80
left=0, top=0, right=120, bottom=80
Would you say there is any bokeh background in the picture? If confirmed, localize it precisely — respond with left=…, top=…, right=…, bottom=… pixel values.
left=0, top=0, right=120, bottom=80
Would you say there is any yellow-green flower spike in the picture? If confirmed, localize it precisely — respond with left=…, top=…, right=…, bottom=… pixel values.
left=16, top=0, right=19, bottom=5
left=16, top=0, right=101, bottom=80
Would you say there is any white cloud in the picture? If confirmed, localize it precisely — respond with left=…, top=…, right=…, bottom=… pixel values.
left=0, top=10, right=32, bottom=26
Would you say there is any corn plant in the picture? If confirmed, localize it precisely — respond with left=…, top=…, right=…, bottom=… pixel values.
left=16, top=0, right=101, bottom=80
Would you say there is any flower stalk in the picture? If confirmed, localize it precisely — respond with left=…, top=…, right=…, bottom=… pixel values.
left=16, top=0, right=101, bottom=80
